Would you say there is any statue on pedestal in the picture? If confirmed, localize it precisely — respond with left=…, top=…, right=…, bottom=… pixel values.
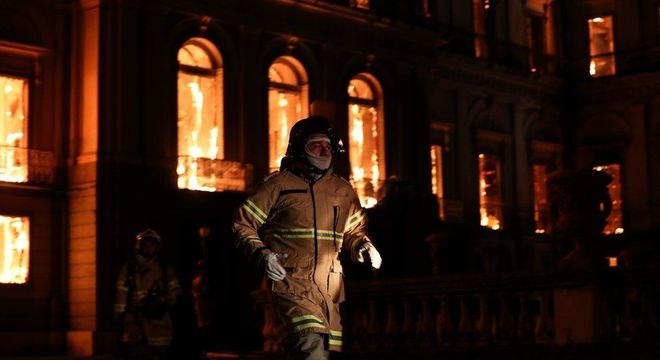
left=547, top=169, right=612, bottom=269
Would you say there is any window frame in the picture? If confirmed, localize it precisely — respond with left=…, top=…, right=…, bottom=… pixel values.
left=347, top=72, right=386, bottom=208
left=586, top=13, right=617, bottom=78
left=267, top=56, right=310, bottom=173
left=176, top=37, right=228, bottom=192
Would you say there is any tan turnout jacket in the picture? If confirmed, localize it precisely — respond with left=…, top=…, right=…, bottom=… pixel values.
left=233, top=168, right=371, bottom=351
left=114, top=257, right=181, bottom=348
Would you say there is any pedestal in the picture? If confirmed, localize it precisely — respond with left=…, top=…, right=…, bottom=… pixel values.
left=553, top=286, right=610, bottom=344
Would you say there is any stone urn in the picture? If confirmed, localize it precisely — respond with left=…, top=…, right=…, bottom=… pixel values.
left=547, top=169, right=612, bottom=269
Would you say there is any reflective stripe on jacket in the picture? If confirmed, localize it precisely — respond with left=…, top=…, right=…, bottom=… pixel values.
left=232, top=168, right=370, bottom=351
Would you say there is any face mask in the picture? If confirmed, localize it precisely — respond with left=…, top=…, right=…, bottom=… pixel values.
left=304, top=134, right=332, bottom=170
left=305, top=152, right=332, bottom=170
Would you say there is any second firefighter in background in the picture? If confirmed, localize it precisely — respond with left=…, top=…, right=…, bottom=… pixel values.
left=233, top=116, right=382, bottom=359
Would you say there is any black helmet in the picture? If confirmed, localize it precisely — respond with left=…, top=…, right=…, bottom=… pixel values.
left=135, top=228, right=161, bottom=255
left=285, top=116, right=345, bottom=158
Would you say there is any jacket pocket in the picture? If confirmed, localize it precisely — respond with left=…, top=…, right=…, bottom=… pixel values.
left=328, top=259, right=345, bottom=304
left=272, top=252, right=313, bottom=296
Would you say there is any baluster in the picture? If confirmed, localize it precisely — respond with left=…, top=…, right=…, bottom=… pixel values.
left=534, top=290, right=553, bottom=344
left=497, top=293, right=513, bottom=343
left=383, top=297, right=398, bottom=347
left=435, top=294, right=453, bottom=346
left=457, top=294, right=473, bottom=346
left=418, top=296, right=434, bottom=347
left=367, top=299, right=381, bottom=349
left=646, top=284, right=658, bottom=334
left=402, top=296, right=416, bottom=347
left=618, top=288, right=633, bottom=342
left=476, top=293, right=492, bottom=346
left=517, top=292, right=533, bottom=343
left=629, top=286, right=644, bottom=341
left=347, top=299, right=367, bottom=350
left=261, top=300, right=280, bottom=351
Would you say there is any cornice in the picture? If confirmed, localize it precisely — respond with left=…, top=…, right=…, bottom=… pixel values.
left=577, top=71, right=660, bottom=106
left=150, top=0, right=436, bottom=63
left=431, top=52, right=563, bottom=107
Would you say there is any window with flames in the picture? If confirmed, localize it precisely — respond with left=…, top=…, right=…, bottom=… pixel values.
left=348, top=74, right=385, bottom=208
left=533, top=164, right=551, bottom=234
left=0, top=215, right=29, bottom=284
left=594, top=164, right=624, bottom=235
left=268, top=56, right=309, bottom=173
left=430, top=145, right=445, bottom=220
left=177, top=38, right=250, bottom=192
left=473, top=0, right=490, bottom=58
left=0, top=75, right=28, bottom=184
left=351, top=0, right=370, bottom=10
left=479, top=153, right=502, bottom=230
left=588, top=16, right=615, bottom=77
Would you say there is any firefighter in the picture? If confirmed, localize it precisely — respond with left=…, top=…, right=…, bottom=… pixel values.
left=233, top=116, right=382, bottom=359
left=114, top=229, right=182, bottom=360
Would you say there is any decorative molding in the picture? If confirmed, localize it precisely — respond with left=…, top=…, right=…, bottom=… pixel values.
left=431, top=120, right=455, bottom=132
left=532, top=140, right=563, bottom=152
left=577, top=71, right=660, bottom=106
left=432, top=53, right=562, bottom=106
left=0, top=39, right=49, bottom=57
left=79, top=0, right=101, bottom=10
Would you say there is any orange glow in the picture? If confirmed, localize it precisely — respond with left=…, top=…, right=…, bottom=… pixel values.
left=473, top=0, right=488, bottom=58
left=0, top=75, right=28, bottom=183
left=348, top=75, right=384, bottom=208
left=268, top=57, right=308, bottom=172
left=353, top=0, right=370, bottom=10
left=593, top=164, right=624, bottom=235
left=0, top=215, right=29, bottom=284
left=533, top=164, right=550, bottom=234
left=430, top=145, right=445, bottom=220
left=608, top=257, right=618, bottom=268
left=588, top=16, right=615, bottom=77
left=177, top=39, right=243, bottom=191
left=479, top=154, right=502, bottom=230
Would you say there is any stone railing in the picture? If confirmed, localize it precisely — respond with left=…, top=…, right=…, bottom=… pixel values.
left=176, top=156, right=254, bottom=192
left=341, top=266, right=660, bottom=351
left=0, top=145, right=55, bottom=185
left=343, top=273, right=555, bottom=350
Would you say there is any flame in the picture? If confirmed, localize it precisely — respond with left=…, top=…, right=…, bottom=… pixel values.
left=479, top=154, right=501, bottom=230
left=349, top=103, right=381, bottom=208
left=593, top=164, right=624, bottom=235
left=209, top=126, right=219, bottom=160
left=589, top=60, right=597, bottom=76
left=0, top=216, right=29, bottom=284
left=278, top=92, right=289, bottom=169
left=177, top=78, right=219, bottom=192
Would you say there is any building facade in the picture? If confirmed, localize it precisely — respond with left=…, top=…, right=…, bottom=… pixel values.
left=0, top=0, right=657, bottom=357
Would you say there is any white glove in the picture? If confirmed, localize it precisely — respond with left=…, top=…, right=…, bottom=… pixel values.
left=357, top=242, right=382, bottom=270
left=264, top=252, right=288, bottom=281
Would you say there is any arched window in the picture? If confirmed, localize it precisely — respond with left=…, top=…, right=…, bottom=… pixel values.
left=347, top=73, right=385, bottom=208
left=268, top=56, right=309, bottom=172
left=176, top=38, right=224, bottom=191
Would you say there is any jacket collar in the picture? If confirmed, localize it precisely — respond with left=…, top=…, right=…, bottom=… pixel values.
left=289, top=159, right=332, bottom=184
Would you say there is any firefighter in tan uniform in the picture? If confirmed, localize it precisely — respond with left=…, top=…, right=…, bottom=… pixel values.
left=233, top=116, right=382, bottom=359
left=114, top=229, right=182, bottom=359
